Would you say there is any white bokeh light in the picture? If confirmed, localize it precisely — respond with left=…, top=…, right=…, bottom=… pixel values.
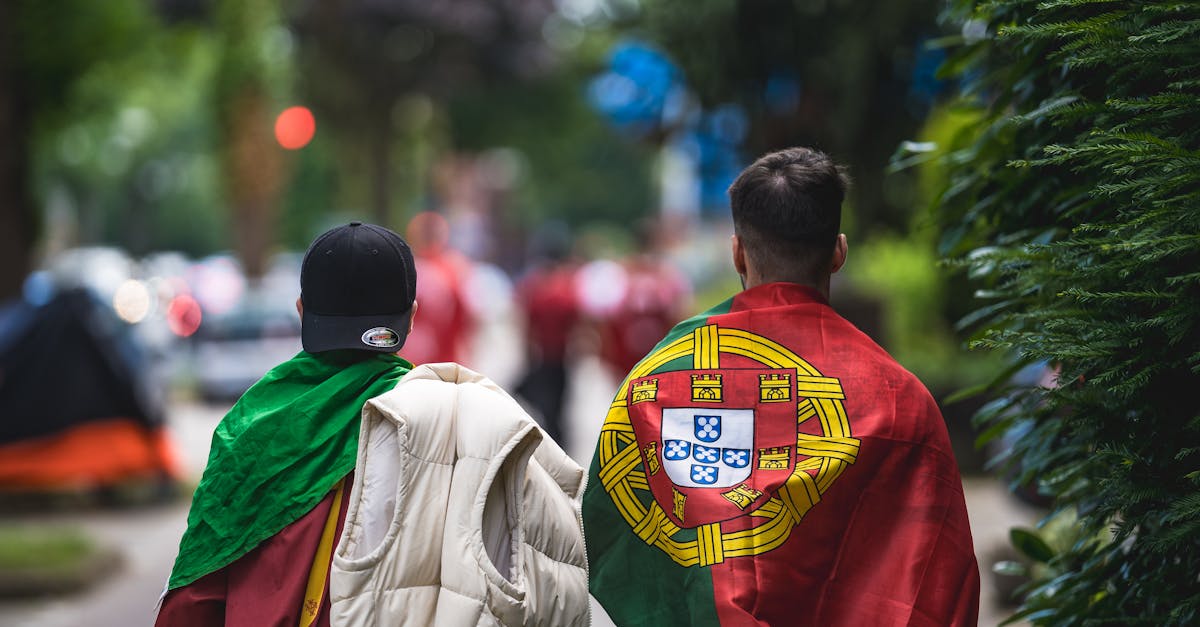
left=113, top=279, right=152, bottom=324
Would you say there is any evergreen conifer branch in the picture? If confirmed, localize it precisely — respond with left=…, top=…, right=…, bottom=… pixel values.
left=921, top=0, right=1200, bottom=622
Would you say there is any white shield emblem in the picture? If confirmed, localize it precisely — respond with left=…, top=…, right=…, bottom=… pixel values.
left=661, top=408, right=754, bottom=488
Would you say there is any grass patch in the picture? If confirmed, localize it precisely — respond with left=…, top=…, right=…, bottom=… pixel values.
left=0, top=526, right=94, bottom=572
left=0, top=525, right=119, bottom=597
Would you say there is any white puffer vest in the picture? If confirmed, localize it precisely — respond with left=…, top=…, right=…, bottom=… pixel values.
left=329, top=363, right=589, bottom=627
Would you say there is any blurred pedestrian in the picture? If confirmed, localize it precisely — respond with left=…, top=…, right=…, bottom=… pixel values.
left=157, top=222, right=587, bottom=626
left=401, top=211, right=475, bottom=366
left=583, top=148, right=980, bottom=626
left=594, top=218, right=692, bottom=379
left=514, top=222, right=583, bottom=443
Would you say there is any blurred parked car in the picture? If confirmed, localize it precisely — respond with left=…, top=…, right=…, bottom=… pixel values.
left=191, top=292, right=301, bottom=403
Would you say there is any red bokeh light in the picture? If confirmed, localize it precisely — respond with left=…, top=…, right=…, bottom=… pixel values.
left=274, top=106, right=316, bottom=150
left=167, top=294, right=203, bottom=337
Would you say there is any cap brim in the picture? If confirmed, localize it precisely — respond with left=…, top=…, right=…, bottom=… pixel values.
left=301, top=309, right=411, bottom=353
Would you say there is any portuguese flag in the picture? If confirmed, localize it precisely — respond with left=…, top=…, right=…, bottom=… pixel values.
left=583, top=283, right=979, bottom=626
left=167, top=350, right=411, bottom=590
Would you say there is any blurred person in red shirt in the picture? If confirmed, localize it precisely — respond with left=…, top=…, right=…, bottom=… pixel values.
left=514, top=222, right=582, bottom=443
left=593, top=218, right=693, bottom=378
left=401, top=211, right=474, bottom=366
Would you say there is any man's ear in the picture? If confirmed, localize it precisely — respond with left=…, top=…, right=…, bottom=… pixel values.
left=407, top=300, right=418, bottom=334
left=295, top=297, right=303, bottom=319
left=830, top=233, right=848, bottom=274
left=732, top=234, right=748, bottom=277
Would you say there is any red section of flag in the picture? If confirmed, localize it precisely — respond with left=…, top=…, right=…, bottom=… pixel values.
left=157, top=476, right=352, bottom=627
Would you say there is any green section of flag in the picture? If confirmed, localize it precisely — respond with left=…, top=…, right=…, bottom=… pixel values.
left=584, top=297, right=732, bottom=626
left=168, top=350, right=411, bottom=589
left=584, top=472, right=721, bottom=626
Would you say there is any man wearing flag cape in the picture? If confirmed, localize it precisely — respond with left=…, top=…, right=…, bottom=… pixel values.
left=156, top=222, right=421, bottom=626
left=157, top=222, right=589, bottom=626
left=584, top=147, right=980, bottom=626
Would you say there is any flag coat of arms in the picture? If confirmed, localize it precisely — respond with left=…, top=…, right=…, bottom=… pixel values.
left=583, top=283, right=980, bottom=626
left=627, top=368, right=803, bottom=529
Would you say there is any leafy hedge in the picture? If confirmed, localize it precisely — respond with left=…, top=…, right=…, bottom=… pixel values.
left=926, top=0, right=1200, bottom=624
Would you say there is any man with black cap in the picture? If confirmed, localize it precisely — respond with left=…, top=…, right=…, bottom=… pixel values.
left=159, top=221, right=589, bottom=626
left=157, top=222, right=420, bottom=626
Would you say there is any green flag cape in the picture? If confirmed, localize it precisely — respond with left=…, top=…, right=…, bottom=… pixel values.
left=167, top=350, right=412, bottom=589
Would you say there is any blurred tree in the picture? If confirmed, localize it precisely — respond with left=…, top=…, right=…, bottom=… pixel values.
left=34, top=22, right=226, bottom=259
left=278, top=130, right=339, bottom=250
left=2, top=0, right=277, bottom=290
left=0, top=1, right=154, bottom=299
left=612, top=0, right=944, bottom=232
left=291, top=0, right=558, bottom=227
left=1, top=0, right=665, bottom=286
left=0, top=1, right=32, bottom=300
left=215, top=0, right=289, bottom=281
left=446, top=61, right=657, bottom=243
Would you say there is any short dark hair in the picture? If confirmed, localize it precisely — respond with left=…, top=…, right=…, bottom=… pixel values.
left=727, top=147, right=848, bottom=283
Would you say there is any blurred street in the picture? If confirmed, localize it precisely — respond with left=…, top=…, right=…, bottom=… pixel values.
left=0, top=336, right=1041, bottom=627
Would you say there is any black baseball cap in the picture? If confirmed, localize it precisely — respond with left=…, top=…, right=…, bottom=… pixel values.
left=300, top=221, right=417, bottom=353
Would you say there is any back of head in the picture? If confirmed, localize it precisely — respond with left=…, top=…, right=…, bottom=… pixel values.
left=727, top=147, right=848, bottom=284
left=406, top=211, right=450, bottom=256
left=529, top=220, right=573, bottom=264
left=300, top=221, right=417, bottom=353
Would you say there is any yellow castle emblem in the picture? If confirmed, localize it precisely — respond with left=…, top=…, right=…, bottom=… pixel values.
left=758, top=446, right=791, bottom=470
left=722, top=484, right=764, bottom=510
left=631, top=378, right=658, bottom=404
left=673, top=488, right=686, bottom=522
left=643, top=442, right=661, bottom=476
left=759, top=372, right=792, bottom=402
left=691, top=373, right=723, bottom=403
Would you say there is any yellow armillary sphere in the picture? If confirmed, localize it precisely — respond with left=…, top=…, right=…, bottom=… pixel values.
left=596, top=324, right=860, bottom=567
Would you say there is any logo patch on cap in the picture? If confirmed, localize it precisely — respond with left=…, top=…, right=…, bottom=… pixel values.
left=361, top=327, right=400, bottom=348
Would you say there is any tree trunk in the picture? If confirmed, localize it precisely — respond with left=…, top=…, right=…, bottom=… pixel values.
left=216, top=0, right=284, bottom=282
left=369, top=104, right=392, bottom=227
left=222, top=88, right=283, bottom=281
left=0, top=1, right=35, bottom=301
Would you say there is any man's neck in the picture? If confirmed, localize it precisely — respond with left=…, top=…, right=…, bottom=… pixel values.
left=742, top=272, right=830, bottom=301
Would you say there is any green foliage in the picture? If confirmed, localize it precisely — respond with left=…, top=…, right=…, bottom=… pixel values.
left=213, top=0, right=290, bottom=107
left=992, top=509, right=1110, bottom=624
left=31, top=16, right=227, bottom=257
left=278, top=132, right=339, bottom=250
left=18, top=1, right=235, bottom=257
left=928, top=0, right=1200, bottom=623
left=16, top=0, right=153, bottom=125
left=850, top=104, right=1001, bottom=394
left=846, top=231, right=1002, bottom=393
left=1010, top=526, right=1056, bottom=564
left=23, top=0, right=315, bottom=259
